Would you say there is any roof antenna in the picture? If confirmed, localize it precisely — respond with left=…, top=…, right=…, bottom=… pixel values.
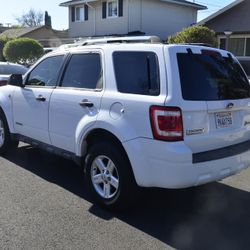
left=187, top=48, right=193, bottom=54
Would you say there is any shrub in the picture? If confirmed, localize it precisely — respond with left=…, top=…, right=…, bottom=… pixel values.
left=3, top=37, right=43, bottom=65
left=0, top=36, right=12, bottom=61
left=167, top=26, right=217, bottom=47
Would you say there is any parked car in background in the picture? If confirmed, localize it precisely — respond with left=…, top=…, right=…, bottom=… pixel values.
left=0, top=62, right=28, bottom=86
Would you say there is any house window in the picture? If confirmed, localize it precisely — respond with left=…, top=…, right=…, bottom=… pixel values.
left=219, top=38, right=226, bottom=50
left=228, top=38, right=245, bottom=56
left=219, top=37, right=249, bottom=57
left=76, top=6, right=84, bottom=21
left=245, top=38, right=250, bottom=56
left=107, top=0, right=118, bottom=17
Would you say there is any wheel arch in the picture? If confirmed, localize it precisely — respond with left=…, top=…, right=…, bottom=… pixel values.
left=81, top=128, right=137, bottom=183
left=0, top=106, right=11, bottom=132
left=0, top=92, right=15, bottom=133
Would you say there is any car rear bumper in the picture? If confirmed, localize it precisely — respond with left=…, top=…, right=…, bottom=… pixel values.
left=123, top=138, right=250, bottom=188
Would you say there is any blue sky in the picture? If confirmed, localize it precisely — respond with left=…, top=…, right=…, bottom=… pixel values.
left=0, top=0, right=235, bottom=30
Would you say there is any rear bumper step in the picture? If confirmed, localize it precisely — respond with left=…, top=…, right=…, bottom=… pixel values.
left=193, top=140, right=250, bottom=163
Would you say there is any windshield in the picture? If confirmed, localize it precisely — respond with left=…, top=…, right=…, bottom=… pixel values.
left=177, top=52, right=250, bottom=101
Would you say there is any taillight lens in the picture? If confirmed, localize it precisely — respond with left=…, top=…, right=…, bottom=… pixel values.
left=0, top=80, right=7, bottom=86
left=150, top=106, right=183, bottom=141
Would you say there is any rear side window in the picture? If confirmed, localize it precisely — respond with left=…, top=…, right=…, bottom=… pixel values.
left=177, top=52, right=250, bottom=100
left=61, top=53, right=102, bottom=89
left=113, top=52, right=160, bottom=96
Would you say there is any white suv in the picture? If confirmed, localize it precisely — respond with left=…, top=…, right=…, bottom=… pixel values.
left=1, top=37, right=250, bottom=210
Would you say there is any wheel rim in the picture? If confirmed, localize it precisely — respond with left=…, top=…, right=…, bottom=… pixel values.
left=0, top=119, right=5, bottom=147
left=91, top=155, right=119, bottom=199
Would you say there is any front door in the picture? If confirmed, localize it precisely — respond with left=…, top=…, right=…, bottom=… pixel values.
left=12, top=55, right=65, bottom=144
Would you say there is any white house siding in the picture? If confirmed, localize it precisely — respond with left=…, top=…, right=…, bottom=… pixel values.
left=69, top=3, right=96, bottom=37
left=128, top=0, right=142, bottom=32
left=141, top=0, right=197, bottom=39
left=68, top=0, right=198, bottom=39
left=95, top=0, right=129, bottom=36
left=69, top=0, right=130, bottom=37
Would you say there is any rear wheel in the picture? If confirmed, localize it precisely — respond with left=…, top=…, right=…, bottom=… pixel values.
left=85, top=142, right=138, bottom=210
left=0, top=112, right=18, bottom=155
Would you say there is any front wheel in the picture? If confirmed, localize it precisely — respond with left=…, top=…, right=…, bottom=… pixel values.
left=0, top=112, right=18, bottom=155
left=85, top=142, right=138, bottom=210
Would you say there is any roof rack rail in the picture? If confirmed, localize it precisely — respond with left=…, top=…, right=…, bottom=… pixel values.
left=181, top=43, right=212, bottom=47
left=79, top=36, right=162, bottom=46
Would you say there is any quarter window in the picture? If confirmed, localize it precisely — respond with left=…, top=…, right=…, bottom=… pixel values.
left=61, top=53, right=102, bottom=90
left=113, top=52, right=160, bottom=96
left=26, top=56, right=64, bottom=87
left=107, top=0, right=118, bottom=17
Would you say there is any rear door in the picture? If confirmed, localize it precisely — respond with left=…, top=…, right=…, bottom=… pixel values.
left=166, top=46, right=250, bottom=153
left=49, top=51, right=103, bottom=153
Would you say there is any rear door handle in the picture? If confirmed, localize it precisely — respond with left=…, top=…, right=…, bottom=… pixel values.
left=36, top=95, right=46, bottom=102
left=79, top=100, right=94, bottom=108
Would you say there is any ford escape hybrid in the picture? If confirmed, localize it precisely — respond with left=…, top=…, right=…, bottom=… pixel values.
left=1, top=36, right=250, bottom=210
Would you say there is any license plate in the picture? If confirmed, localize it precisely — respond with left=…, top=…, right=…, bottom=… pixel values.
left=215, top=112, right=233, bottom=128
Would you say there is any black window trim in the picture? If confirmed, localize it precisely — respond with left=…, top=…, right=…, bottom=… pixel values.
left=24, top=54, right=67, bottom=89
left=58, top=51, right=104, bottom=92
left=112, top=50, right=161, bottom=96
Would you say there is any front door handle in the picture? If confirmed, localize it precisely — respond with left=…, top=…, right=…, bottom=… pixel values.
left=79, top=99, right=94, bottom=108
left=36, top=95, right=46, bottom=102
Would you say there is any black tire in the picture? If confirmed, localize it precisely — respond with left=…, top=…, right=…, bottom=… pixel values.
left=0, top=111, right=18, bottom=155
left=85, top=142, right=138, bottom=211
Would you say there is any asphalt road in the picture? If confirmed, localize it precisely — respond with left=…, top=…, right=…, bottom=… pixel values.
left=0, top=143, right=250, bottom=250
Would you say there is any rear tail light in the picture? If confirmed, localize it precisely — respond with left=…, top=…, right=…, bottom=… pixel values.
left=0, top=80, right=7, bottom=86
left=150, top=106, right=183, bottom=141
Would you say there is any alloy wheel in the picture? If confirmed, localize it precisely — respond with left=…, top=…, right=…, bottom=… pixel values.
left=91, top=155, right=120, bottom=199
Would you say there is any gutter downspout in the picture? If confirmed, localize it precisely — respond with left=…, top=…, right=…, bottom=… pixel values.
left=86, top=2, right=96, bottom=36
left=127, top=0, right=130, bottom=33
left=140, top=0, right=142, bottom=32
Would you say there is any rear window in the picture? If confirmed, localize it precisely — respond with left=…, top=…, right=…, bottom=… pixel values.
left=113, top=51, right=160, bottom=96
left=177, top=52, right=250, bottom=100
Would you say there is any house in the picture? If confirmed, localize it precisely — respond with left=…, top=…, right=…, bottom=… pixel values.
left=0, top=26, right=11, bottom=34
left=0, top=25, right=73, bottom=47
left=198, top=0, right=250, bottom=75
left=59, top=0, right=206, bottom=39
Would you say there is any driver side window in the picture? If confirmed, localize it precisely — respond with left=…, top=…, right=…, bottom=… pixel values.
left=26, top=55, right=64, bottom=87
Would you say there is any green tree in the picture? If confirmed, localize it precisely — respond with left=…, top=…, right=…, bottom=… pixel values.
left=3, top=38, right=43, bottom=65
left=0, top=36, right=12, bottom=61
left=168, top=26, right=217, bottom=47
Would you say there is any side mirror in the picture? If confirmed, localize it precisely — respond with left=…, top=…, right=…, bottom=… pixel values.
left=8, top=74, right=24, bottom=87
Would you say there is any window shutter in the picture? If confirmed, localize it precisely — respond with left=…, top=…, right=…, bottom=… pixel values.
left=102, top=2, right=107, bottom=19
left=118, top=0, right=123, bottom=17
left=85, top=5, right=88, bottom=21
left=71, top=6, right=75, bottom=22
